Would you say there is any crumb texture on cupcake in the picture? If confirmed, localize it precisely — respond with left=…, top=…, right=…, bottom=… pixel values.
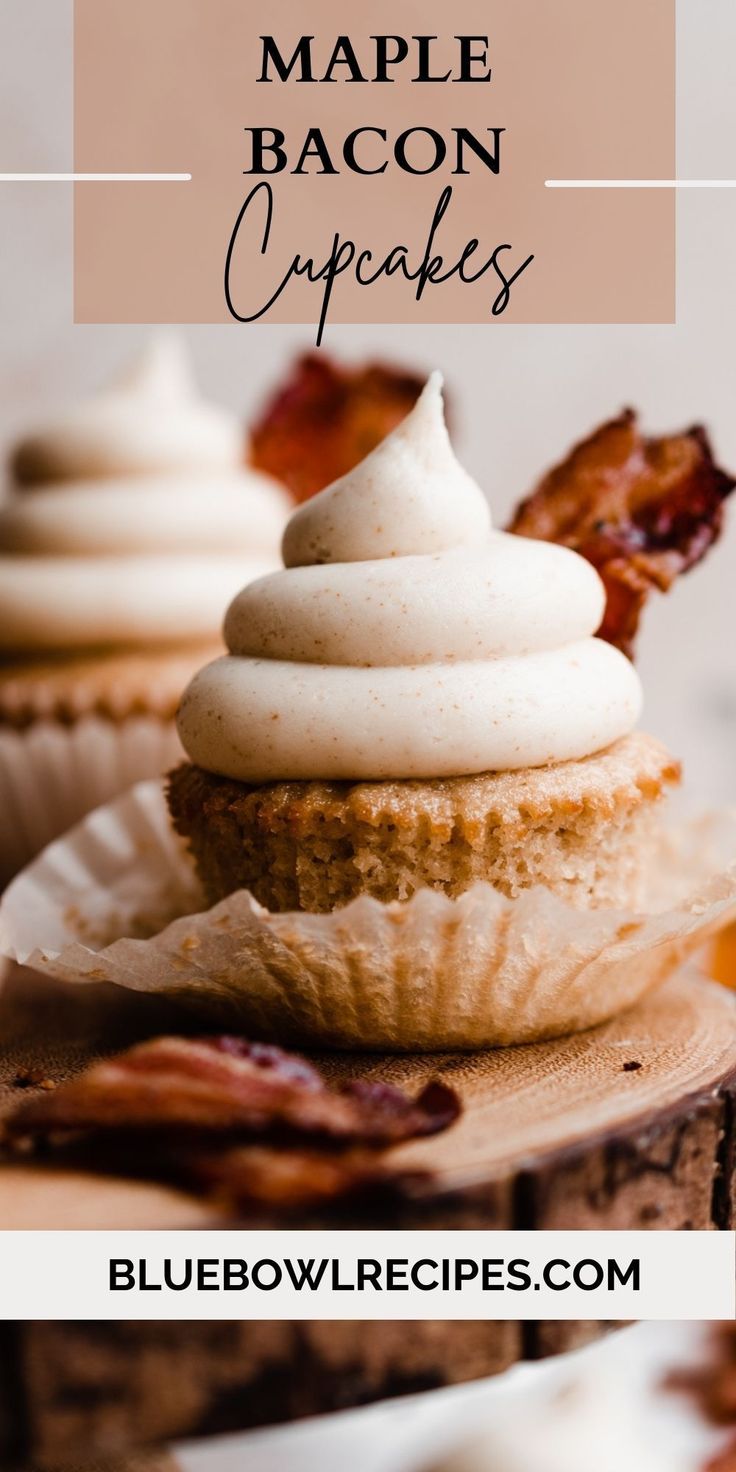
left=168, top=733, right=680, bottom=913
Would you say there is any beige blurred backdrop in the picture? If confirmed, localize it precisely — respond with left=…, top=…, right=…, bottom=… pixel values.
left=0, top=0, right=734, bottom=804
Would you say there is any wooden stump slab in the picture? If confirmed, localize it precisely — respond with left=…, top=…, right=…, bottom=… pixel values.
left=0, top=962, right=735, bottom=1468
left=0, top=1319, right=550, bottom=1472
left=0, top=962, right=734, bottom=1233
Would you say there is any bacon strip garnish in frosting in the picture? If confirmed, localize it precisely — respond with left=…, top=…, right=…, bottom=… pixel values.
left=508, top=410, right=735, bottom=658
left=6, top=1036, right=459, bottom=1211
left=250, top=352, right=426, bottom=502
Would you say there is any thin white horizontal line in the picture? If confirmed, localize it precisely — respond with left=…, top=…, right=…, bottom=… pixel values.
left=546, top=179, right=736, bottom=189
left=0, top=172, right=192, bottom=182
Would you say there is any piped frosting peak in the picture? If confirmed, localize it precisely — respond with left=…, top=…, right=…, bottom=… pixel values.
left=178, top=376, right=642, bottom=782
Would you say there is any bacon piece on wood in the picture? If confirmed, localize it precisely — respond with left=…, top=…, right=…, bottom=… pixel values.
left=8, top=1036, right=459, bottom=1146
left=6, top=1035, right=459, bottom=1213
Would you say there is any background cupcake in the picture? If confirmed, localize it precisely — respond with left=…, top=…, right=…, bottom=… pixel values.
left=0, top=337, right=292, bottom=884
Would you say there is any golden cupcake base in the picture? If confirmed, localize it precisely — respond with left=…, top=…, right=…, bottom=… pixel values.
left=167, top=733, right=680, bottom=914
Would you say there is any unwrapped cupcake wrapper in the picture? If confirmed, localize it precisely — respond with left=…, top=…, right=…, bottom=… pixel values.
left=0, top=720, right=183, bottom=889
left=2, top=780, right=736, bottom=1050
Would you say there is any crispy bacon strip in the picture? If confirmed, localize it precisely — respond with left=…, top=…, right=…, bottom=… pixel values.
left=37, top=1134, right=414, bottom=1212
left=182, top=1144, right=412, bottom=1211
left=250, top=353, right=426, bottom=501
left=6, top=1036, right=458, bottom=1213
left=508, top=410, right=735, bottom=657
left=7, top=1036, right=459, bottom=1145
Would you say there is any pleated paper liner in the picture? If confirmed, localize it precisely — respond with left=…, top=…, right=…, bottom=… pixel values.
left=1, top=781, right=735, bottom=1050
left=0, top=718, right=183, bottom=889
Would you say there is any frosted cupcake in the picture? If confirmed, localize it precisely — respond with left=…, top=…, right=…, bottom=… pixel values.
left=0, top=338, right=291, bottom=882
left=170, top=374, right=678, bottom=915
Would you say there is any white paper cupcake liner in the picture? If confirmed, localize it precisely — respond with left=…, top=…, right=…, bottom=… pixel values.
left=1, top=780, right=736, bottom=1050
left=0, top=719, right=183, bottom=889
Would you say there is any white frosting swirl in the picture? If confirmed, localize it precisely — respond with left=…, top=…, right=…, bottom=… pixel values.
left=0, top=475, right=288, bottom=558
left=12, top=338, right=243, bottom=481
left=282, top=371, right=489, bottom=568
left=178, top=374, right=642, bottom=781
left=0, top=341, right=292, bottom=653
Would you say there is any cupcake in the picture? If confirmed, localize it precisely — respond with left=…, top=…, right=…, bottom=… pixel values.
left=170, top=373, right=678, bottom=916
left=0, top=338, right=292, bottom=883
left=4, top=374, right=728, bottom=1051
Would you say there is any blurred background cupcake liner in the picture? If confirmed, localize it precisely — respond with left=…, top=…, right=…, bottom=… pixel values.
left=0, top=716, right=183, bottom=889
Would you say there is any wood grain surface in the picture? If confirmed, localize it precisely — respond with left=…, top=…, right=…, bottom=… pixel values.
left=1, top=962, right=735, bottom=1232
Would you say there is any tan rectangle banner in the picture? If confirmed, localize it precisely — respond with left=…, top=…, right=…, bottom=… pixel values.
left=74, top=0, right=675, bottom=332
